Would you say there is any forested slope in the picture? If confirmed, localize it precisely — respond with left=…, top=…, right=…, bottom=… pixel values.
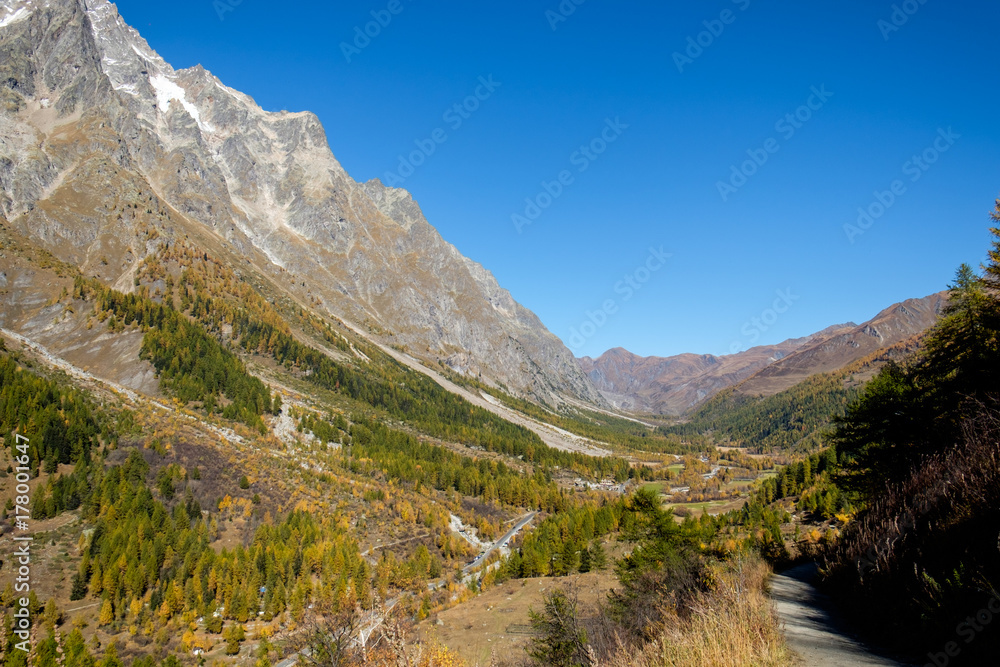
left=818, top=203, right=1000, bottom=665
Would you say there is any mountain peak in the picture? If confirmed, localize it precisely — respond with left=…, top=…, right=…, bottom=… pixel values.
left=0, top=0, right=604, bottom=406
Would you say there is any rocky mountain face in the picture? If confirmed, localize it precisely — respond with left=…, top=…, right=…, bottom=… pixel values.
left=0, top=0, right=601, bottom=405
left=580, top=293, right=946, bottom=415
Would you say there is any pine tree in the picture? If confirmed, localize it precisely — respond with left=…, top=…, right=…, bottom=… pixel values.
left=70, top=571, right=88, bottom=601
left=31, top=486, right=50, bottom=520
left=42, top=599, right=62, bottom=630
left=589, top=540, right=607, bottom=571
left=919, top=263, right=1000, bottom=408
left=984, top=198, right=1000, bottom=290
left=224, top=624, right=246, bottom=655
left=63, top=628, right=93, bottom=667
left=98, top=643, right=124, bottom=667
left=35, top=633, right=59, bottom=667
left=578, top=546, right=592, bottom=573
left=355, top=563, right=372, bottom=610
left=527, top=590, right=589, bottom=667
left=800, top=458, right=812, bottom=488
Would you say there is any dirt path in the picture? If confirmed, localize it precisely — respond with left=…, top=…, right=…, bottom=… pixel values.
left=771, top=564, right=916, bottom=666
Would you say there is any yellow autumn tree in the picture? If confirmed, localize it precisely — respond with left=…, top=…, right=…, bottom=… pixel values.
left=98, top=599, right=113, bottom=626
left=419, top=643, right=467, bottom=667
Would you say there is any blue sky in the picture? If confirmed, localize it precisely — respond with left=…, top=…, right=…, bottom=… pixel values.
left=115, top=0, right=1000, bottom=358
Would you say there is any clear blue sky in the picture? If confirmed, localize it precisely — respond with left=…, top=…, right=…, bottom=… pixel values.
left=114, top=0, right=1000, bottom=358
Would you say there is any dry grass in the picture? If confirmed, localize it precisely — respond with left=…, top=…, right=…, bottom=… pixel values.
left=484, top=555, right=793, bottom=667
left=820, top=405, right=1000, bottom=660
left=417, top=572, right=618, bottom=666
left=597, top=555, right=794, bottom=667
left=826, top=407, right=1000, bottom=584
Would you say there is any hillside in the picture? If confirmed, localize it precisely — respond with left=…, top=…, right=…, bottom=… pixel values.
left=661, top=336, right=925, bottom=453
left=0, top=222, right=642, bottom=664
left=579, top=293, right=944, bottom=415
left=578, top=329, right=847, bottom=415
left=735, top=293, right=947, bottom=397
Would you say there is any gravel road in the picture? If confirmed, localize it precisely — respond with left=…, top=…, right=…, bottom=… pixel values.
left=771, top=563, right=916, bottom=666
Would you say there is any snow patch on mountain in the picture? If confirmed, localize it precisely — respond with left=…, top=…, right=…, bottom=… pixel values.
left=149, top=73, right=212, bottom=132
left=83, top=0, right=212, bottom=132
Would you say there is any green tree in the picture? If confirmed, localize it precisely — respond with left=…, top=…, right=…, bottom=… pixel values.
left=917, top=263, right=1000, bottom=416
left=42, top=599, right=62, bottom=629
left=98, top=643, right=124, bottom=667
left=224, top=624, right=246, bottom=655
left=589, top=540, right=607, bottom=571
left=527, top=589, right=590, bottom=667
left=35, top=633, right=59, bottom=667
left=609, top=488, right=707, bottom=639
left=835, top=262, right=1000, bottom=498
left=983, top=198, right=1000, bottom=290
left=63, top=628, right=95, bottom=667
left=578, top=546, right=592, bottom=573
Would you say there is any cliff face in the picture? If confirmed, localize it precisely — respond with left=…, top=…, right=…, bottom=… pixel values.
left=0, top=0, right=603, bottom=405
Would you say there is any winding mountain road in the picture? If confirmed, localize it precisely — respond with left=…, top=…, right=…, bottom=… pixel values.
left=462, top=511, right=537, bottom=574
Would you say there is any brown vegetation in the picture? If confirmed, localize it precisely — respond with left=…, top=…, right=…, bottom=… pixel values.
left=487, top=555, right=792, bottom=667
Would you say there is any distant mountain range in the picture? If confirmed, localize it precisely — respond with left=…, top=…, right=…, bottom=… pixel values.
left=578, top=293, right=947, bottom=415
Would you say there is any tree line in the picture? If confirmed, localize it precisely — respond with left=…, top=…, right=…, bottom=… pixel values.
left=821, top=208, right=1000, bottom=664
left=0, top=347, right=111, bottom=474
left=75, top=278, right=277, bottom=432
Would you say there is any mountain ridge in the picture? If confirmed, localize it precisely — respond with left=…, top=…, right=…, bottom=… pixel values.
left=579, top=292, right=946, bottom=415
